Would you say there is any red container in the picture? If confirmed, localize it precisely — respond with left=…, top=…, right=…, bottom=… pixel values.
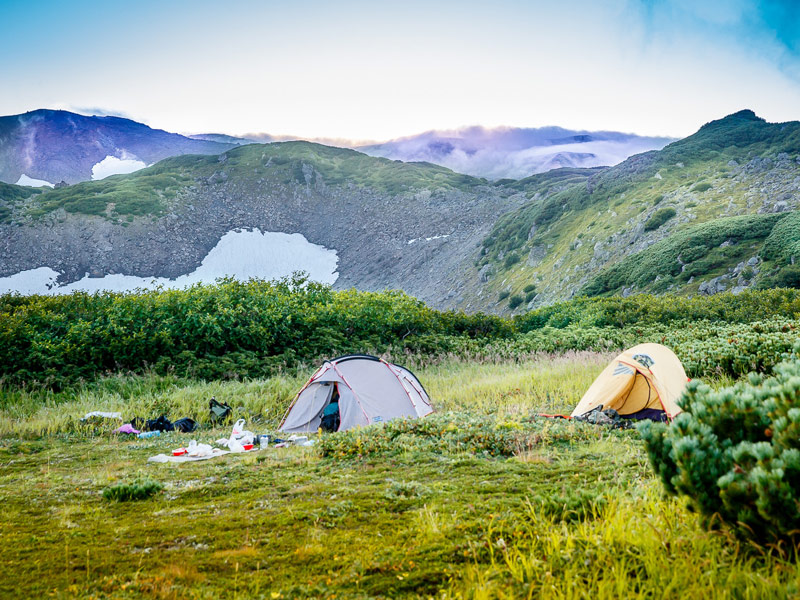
left=242, top=444, right=253, bottom=451
left=172, top=448, right=187, bottom=456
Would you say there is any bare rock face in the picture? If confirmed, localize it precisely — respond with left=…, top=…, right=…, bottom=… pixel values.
left=527, top=245, right=547, bottom=267
left=698, top=275, right=731, bottom=295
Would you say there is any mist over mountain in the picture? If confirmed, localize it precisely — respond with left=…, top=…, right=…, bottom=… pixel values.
left=0, top=109, right=235, bottom=185
left=359, top=126, right=675, bottom=179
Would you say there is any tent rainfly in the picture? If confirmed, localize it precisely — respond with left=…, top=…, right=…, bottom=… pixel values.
left=571, top=343, right=689, bottom=421
left=279, top=354, right=433, bottom=433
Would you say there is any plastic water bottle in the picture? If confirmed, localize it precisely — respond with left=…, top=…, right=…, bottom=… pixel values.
left=137, top=430, right=161, bottom=439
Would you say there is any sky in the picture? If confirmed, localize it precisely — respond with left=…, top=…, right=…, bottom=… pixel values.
left=1, top=0, right=799, bottom=140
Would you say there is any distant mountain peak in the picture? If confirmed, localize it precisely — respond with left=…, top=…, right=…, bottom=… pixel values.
left=700, top=109, right=765, bottom=130
left=0, top=109, right=237, bottom=185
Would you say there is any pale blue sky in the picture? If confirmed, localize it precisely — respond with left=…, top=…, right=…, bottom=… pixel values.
left=1, top=0, right=799, bottom=139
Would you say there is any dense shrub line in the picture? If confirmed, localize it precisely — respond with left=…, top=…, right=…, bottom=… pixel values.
left=516, top=288, right=800, bottom=330
left=1, top=280, right=798, bottom=388
left=401, top=318, right=798, bottom=378
left=0, top=276, right=511, bottom=388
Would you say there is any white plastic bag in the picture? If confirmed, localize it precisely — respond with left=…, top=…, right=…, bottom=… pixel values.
left=187, top=440, right=214, bottom=457
left=227, top=436, right=245, bottom=453
left=216, top=418, right=254, bottom=450
left=230, top=418, right=254, bottom=444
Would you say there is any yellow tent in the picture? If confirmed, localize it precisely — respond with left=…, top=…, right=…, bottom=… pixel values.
left=571, top=343, right=689, bottom=420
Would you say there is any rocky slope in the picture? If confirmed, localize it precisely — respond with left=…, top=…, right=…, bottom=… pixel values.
left=0, top=143, right=533, bottom=308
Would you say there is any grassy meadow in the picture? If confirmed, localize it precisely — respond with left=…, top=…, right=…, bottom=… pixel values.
left=2, top=352, right=797, bottom=599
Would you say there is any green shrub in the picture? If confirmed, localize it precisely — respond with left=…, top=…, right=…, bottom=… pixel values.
left=525, top=291, right=536, bottom=303
left=0, top=275, right=513, bottom=388
left=692, top=182, right=713, bottom=193
left=504, top=252, right=521, bottom=268
left=508, top=295, right=524, bottom=309
left=529, top=490, right=608, bottom=522
left=639, top=344, right=800, bottom=543
left=498, top=290, right=510, bottom=301
left=103, top=478, right=163, bottom=502
left=763, top=211, right=800, bottom=265
left=680, top=244, right=708, bottom=263
left=771, top=265, right=800, bottom=288
left=318, top=413, right=602, bottom=459
left=644, top=207, right=677, bottom=231
left=523, top=284, right=537, bottom=293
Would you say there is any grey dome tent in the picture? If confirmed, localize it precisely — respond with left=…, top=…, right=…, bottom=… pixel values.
left=279, top=355, right=433, bottom=433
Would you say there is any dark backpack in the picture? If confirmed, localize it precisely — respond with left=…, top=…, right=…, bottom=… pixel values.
left=209, top=398, right=232, bottom=423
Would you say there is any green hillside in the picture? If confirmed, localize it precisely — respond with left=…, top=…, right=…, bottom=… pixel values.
left=475, top=110, right=800, bottom=309
left=0, top=181, right=42, bottom=223
left=22, top=141, right=486, bottom=219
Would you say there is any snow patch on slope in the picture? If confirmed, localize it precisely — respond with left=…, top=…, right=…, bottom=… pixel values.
left=91, top=155, right=147, bottom=180
left=15, top=174, right=54, bottom=188
left=0, top=229, right=339, bottom=295
left=407, top=234, right=450, bottom=245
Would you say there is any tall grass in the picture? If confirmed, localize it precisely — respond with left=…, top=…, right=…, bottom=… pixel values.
left=450, top=483, right=800, bottom=599
left=0, top=352, right=615, bottom=437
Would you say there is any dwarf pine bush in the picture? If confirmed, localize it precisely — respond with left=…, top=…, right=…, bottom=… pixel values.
left=103, top=478, right=163, bottom=502
left=639, top=343, right=800, bottom=543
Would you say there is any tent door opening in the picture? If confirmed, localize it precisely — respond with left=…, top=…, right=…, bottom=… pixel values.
left=319, top=383, right=341, bottom=432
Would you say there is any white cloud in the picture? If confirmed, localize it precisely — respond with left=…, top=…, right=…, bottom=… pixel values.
left=362, top=127, right=674, bottom=180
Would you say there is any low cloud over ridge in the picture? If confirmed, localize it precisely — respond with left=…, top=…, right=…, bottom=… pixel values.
left=359, top=126, right=675, bottom=180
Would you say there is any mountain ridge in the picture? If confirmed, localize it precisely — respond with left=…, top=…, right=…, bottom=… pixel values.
left=0, top=110, right=797, bottom=312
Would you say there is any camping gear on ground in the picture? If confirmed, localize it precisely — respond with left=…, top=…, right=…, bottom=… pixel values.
left=258, top=435, right=270, bottom=448
left=216, top=418, right=255, bottom=451
left=571, top=343, right=689, bottom=422
left=145, top=415, right=175, bottom=432
left=148, top=448, right=230, bottom=463
left=209, top=398, right=233, bottom=423
left=280, top=354, right=433, bottom=433
left=114, top=424, right=141, bottom=435
left=572, top=406, right=633, bottom=429
left=172, top=418, right=197, bottom=433
left=286, top=434, right=314, bottom=446
left=82, top=411, right=122, bottom=421
left=320, top=394, right=340, bottom=432
left=138, top=430, right=161, bottom=439
left=130, top=415, right=195, bottom=433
